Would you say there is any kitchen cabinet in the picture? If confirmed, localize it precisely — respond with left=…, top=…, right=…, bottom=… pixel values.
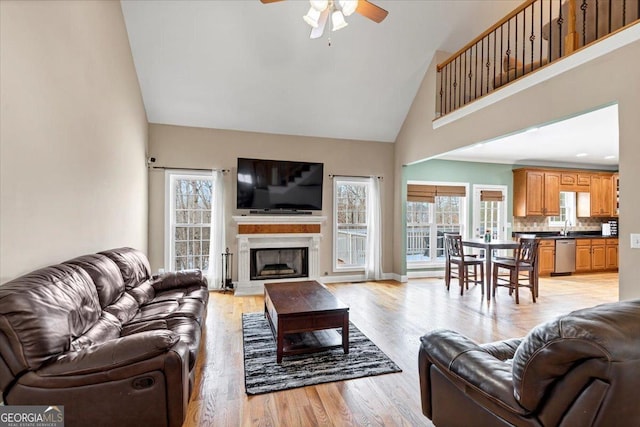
left=560, top=172, right=591, bottom=191
left=575, top=238, right=617, bottom=272
left=612, top=173, right=619, bottom=217
left=513, top=169, right=560, bottom=216
left=575, top=239, right=592, bottom=272
left=606, top=238, right=619, bottom=269
left=590, top=174, right=613, bottom=217
left=538, top=240, right=555, bottom=276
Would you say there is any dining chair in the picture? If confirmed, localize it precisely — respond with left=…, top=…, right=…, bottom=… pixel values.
left=444, top=234, right=485, bottom=296
left=492, top=237, right=539, bottom=303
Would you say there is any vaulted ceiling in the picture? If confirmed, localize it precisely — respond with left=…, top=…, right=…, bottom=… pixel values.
left=121, top=0, right=521, bottom=143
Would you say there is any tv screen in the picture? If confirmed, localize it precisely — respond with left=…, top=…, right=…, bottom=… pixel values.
left=237, top=158, right=324, bottom=211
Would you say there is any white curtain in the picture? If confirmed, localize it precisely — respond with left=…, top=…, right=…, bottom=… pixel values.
left=365, top=176, right=383, bottom=280
left=206, top=170, right=226, bottom=290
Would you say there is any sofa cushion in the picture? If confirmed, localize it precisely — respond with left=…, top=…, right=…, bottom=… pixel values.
left=512, top=299, right=640, bottom=411
left=65, top=254, right=125, bottom=308
left=71, top=312, right=121, bottom=352
left=0, top=264, right=101, bottom=370
left=129, top=299, right=206, bottom=326
left=121, top=318, right=201, bottom=370
left=103, top=293, right=139, bottom=325
left=152, top=286, right=209, bottom=304
left=128, top=280, right=156, bottom=305
left=99, top=247, right=151, bottom=290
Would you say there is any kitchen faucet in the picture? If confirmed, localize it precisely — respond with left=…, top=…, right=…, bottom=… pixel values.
left=562, top=219, right=571, bottom=236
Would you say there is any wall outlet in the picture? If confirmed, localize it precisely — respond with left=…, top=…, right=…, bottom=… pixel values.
left=631, top=234, right=640, bottom=249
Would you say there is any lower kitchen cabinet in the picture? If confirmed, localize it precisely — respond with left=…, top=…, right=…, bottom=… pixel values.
left=575, top=239, right=592, bottom=272
left=538, top=240, right=555, bottom=276
left=606, top=238, right=619, bottom=269
left=575, top=238, right=617, bottom=273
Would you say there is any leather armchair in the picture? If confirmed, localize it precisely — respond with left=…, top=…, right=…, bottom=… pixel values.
left=419, top=299, right=640, bottom=426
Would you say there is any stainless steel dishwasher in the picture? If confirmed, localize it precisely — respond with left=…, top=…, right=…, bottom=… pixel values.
left=554, top=239, right=576, bottom=274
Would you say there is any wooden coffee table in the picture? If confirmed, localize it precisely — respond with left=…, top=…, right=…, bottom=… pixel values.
left=264, top=280, right=349, bottom=363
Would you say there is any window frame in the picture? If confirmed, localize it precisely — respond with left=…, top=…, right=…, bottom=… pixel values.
left=406, top=180, right=468, bottom=269
left=333, top=177, right=369, bottom=272
left=548, top=191, right=577, bottom=227
left=164, top=170, right=214, bottom=272
left=472, top=184, right=508, bottom=240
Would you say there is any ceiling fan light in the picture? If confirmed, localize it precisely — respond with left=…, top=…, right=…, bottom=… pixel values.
left=331, top=10, right=348, bottom=31
left=338, top=0, right=358, bottom=16
left=303, top=7, right=321, bottom=28
left=309, top=0, right=329, bottom=11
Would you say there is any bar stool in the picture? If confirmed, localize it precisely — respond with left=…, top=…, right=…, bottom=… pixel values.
left=492, top=238, right=539, bottom=303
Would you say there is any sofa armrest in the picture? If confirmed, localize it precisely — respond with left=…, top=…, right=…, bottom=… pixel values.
left=420, top=329, right=528, bottom=416
left=480, top=338, right=522, bottom=361
left=37, top=330, right=179, bottom=376
left=152, top=270, right=207, bottom=292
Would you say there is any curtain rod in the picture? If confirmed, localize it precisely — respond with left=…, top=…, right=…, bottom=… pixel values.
left=150, top=166, right=230, bottom=173
left=328, top=174, right=383, bottom=180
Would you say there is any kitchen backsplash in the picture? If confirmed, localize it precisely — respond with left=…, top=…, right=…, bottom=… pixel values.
left=513, top=217, right=605, bottom=233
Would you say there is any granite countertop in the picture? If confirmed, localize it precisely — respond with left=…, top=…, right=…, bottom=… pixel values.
left=512, top=231, right=618, bottom=240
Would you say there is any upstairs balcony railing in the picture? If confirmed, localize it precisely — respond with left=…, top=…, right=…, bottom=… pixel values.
left=437, top=0, right=640, bottom=117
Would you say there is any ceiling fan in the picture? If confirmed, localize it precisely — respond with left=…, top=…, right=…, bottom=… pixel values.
left=260, top=0, right=388, bottom=39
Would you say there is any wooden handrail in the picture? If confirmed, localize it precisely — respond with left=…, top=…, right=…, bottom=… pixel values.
left=437, top=0, right=536, bottom=71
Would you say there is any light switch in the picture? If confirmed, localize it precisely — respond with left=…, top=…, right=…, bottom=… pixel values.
left=631, top=234, right=640, bottom=249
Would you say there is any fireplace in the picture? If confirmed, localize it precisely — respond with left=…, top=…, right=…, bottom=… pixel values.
left=250, top=247, right=308, bottom=280
left=233, top=215, right=326, bottom=295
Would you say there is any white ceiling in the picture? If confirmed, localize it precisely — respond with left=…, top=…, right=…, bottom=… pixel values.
left=438, top=104, right=619, bottom=169
left=120, top=0, right=521, bottom=143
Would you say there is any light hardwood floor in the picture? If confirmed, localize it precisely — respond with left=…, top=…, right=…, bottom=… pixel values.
left=184, top=273, right=618, bottom=427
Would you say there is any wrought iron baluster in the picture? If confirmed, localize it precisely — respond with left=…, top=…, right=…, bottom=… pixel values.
left=507, top=19, right=511, bottom=83
left=530, top=4, right=535, bottom=73
left=480, top=38, right=484, bottom=95
left=549, top=0, right=553, bottom=63
left=540, top=0, right=543, bottom=66
left=522, top=7, right=526, bottom=76
left=439, top=69, right=443, bottom=116
left=485, top=36, right=490, bottom=94
left=595, top=0, right=599, bottom=39
left=500, top=24, right=504, bottom=87
left=464, top=50, right=468, bottom=105
left=475, top=43, right=478, bottom=100
left=558, top=0, right=564, bottom=58
left=581, top=0, right=588, bottom=46
left=623, top=0, right=627, bottom=25
left=609, top=0, right=613, bottom=33
left=515, top=13, right=518, bottom=79
left=493, top=29, right=497, bottom=94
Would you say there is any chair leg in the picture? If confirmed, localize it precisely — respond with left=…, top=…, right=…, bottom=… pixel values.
left=492, top=265, right=498, bottom=297
left=459, top=265, right=465, bottom=296
left=514, top=273, right=520, bottom=304
left=445, top=261, right=450, bottom=290
left=479, top=263, right=484, bottom=295
left=530, top=272, right=536, bottom=303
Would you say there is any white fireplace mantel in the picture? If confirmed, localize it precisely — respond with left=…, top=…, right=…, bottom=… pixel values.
left=232, top=216, right=326, bottom=295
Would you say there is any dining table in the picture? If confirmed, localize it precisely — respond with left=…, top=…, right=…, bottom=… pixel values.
left=461, top=238, right=520, bottom=301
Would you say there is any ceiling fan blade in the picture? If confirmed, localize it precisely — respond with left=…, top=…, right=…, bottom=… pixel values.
left=310, top=9, right=330, bottom=39
left=356, top=0, right=388, bottom=23
left=260, top=0, right=285, bottom=3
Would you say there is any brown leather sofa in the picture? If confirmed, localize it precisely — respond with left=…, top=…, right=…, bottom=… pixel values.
left=0, top=247, right=208, bottom=427
left=419, top=299, right=640, bottom=426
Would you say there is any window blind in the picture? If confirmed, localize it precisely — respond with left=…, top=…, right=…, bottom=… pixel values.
left=407, top=184, right=466, bottom=202
left=480, top=190, right=505, bottom=202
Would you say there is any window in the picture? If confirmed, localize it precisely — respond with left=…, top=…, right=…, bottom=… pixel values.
left=165, top=172, right=213, bottom=271
left=548, top=191, right=576, bottom=227
left=406, top=182, right=467, bottom=267
left=334, top=178, right=368, bottom=271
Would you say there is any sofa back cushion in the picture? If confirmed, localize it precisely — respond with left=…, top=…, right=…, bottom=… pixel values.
left=512, top=299, right=640, bottom=411
left=0, top=264, right=101, bottom=371
left=64, top=254, right=125, bottom=308
left=99, top=247, right=151, bottom=290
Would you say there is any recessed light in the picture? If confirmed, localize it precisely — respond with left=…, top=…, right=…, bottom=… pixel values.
left=576, top=153, right=588, bottom=157
left=604, top=155, right=616, bottom=160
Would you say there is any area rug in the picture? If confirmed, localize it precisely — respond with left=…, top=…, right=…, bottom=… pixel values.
left=242, top=312, right=402, bottom=395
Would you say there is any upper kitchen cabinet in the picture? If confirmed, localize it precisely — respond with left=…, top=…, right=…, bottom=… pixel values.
left=590, top=173, right=613, bottom=217
left=513, top=169, right=560, bottom=217
left=612, top=173, right=619, bottom=217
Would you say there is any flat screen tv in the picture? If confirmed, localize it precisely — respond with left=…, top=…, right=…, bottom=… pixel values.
left=236, top=158, right=324, bottom=211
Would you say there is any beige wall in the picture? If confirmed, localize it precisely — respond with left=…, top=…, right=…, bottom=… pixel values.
left=395, top=37, right=640, bottom=300
left=0, top=1, right=148, bottom=283
left=148, top=124, right=395, bottom=280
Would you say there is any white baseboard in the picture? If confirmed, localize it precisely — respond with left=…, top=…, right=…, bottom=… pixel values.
left=407, top=270, right=445, bottom=279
